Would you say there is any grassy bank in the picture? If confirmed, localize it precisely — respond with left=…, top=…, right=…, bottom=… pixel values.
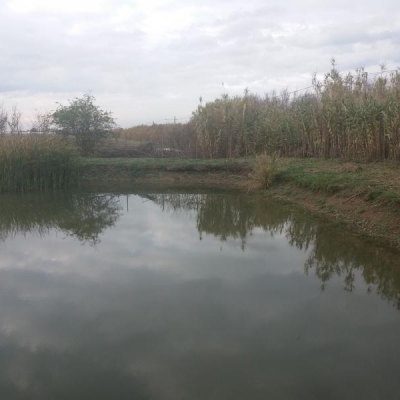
left=82, top=157, right=400, bottom=203
left=82, top=156, right=400, bottom=249
left=0, top=135, right=81, bottom=193
left=82, top=157, right=253, bottom=173
left=271, top=158, right=400, bottom=249
left=277, top=158, right=400, bottom=203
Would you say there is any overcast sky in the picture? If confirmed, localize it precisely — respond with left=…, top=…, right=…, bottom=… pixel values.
left=0, top=0, right=399, bottom=127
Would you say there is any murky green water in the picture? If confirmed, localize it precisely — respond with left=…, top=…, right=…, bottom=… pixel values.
left=1, top=189, right=400, bottom=399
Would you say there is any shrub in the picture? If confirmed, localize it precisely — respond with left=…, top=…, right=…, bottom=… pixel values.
left=253, top=153, right=280, bottom=189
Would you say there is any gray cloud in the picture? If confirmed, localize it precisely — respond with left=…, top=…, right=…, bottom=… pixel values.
left=0, top=0, right=399, bottom=126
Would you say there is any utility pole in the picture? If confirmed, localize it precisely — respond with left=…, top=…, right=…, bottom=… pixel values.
left=165, top=116, right=178, bottom=124
left=161, top=129, right=164, bottom=158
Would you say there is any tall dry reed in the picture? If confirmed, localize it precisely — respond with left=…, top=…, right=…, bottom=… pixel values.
left=0, top=135, right=80, bottom=192
left=188, top=64, right=400, bottom=160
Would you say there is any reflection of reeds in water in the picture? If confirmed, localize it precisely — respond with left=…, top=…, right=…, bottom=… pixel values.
left=304, top=233, right=400, bottom=308
left=0, top=192, right=122, bottom=245
left=0, top=135, right=80, bottom=193
left=149, top=193, right=400, bottom=309
left=148, top=193, right=291, bottom=248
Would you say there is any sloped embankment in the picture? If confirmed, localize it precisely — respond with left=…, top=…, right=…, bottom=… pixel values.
left=82, top=157, right=400, bottom=250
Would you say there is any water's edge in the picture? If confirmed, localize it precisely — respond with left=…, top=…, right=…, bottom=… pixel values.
left=82, top=164, right=400, bottom=251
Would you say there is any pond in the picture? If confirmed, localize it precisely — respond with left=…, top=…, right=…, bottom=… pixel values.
left=1, top=188, right=400, bottom=399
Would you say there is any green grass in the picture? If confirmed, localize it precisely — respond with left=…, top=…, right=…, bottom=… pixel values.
left=279, top=166, right=363, bottom=193
left=366, top=190, right=383, bottom=201
left=381, top=191, right=400, bottom=204
left=82, top=157, right=253, bottom=172
left=276, top=158, right=400, bottom=204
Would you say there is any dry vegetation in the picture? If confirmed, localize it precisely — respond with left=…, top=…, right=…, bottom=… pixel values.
left=118, top=62, right=400, bottom=162
left=0, top=135, right=80, bottom=192
left=191, top=63, right=400, bottom=159
left=117, top=122, right=195, bottom=156
left=252, top=153, right=279, bottom=189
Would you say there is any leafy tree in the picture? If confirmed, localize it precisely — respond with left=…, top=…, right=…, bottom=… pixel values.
left=52, top=94, right=116, bottom=153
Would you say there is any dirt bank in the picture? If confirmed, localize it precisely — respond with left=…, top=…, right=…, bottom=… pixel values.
left=82, top=158, right=400, bottom=250
left=83, top=166, right=256, bottom=191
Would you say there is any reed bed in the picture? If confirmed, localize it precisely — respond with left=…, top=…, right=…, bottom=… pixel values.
left=0, top=135, right=81, bottom=193
left=119, top=64, right=399, bottom=161
left=191, top=65, right=400, bottom=160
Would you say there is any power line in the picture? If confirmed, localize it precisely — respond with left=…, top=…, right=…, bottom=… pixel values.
left=164, top=117, right=189, bottom=121
left=287, top=85, right=314, bottom=96
left=368, top=69, right=398, bottom=76
left=164, top=116, right=190, bottom=124
left=138, top=117, right=190, bottom=126
left=133, top=68, right=400, bottom=125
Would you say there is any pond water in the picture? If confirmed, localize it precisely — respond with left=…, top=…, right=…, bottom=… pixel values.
left=1, top=189, right=400, bottom=399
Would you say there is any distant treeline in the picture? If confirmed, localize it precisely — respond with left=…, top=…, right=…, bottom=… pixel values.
left=121, top=63, right=400, bottom=161
left=118, top=123, right=195, bottom=156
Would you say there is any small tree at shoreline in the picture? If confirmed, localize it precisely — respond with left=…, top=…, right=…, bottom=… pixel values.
left=52, top=94, right=116, bottom=154
left=32, top=110, right=52, bottom=134
left=8, top=105, right=22, bottom=134
left=0, top=103, right=8, bottom=135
